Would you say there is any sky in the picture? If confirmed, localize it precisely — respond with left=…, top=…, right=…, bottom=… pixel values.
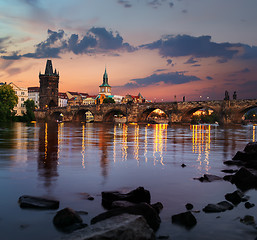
left=0, top=0, right=257, bottom=102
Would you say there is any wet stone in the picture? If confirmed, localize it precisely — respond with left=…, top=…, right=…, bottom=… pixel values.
left=18, top=195, right=59, bottom=209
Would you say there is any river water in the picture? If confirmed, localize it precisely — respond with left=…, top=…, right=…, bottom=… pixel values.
left=0, top=122, right=256, bottom=240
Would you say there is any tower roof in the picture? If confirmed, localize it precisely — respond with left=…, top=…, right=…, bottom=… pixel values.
left=100, top=67, right=110, bottom=87
left=45, top=60, right=53, bottom=75
left=40, top=59, right=59, bottom=76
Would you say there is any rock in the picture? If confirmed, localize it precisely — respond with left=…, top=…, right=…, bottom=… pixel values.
left=221, top=169, right=238, bottom=174
left=151, top=202, right=163, bottom=214
left=230, top=167, right=257, bottom=191
left=59, top=214, right=155, bottom=240
left=157, top=235, right=169, bottom=239
left=185, top=203, right=193, bottom=210
left=102, top=187, right=151, bottom=209
left=243, top=142, right=257, bottom=154
left=245, top=202, right=255, bottom=209
left=111, top=201, right=136, bottom=209
left=194, top=174, right=223, bottom=182
left=240, top=215, right=256, bottom=226
left=225, top=190, right=245, bottom=205
left=203, top=201, right=234, bottom=213
left=53, top=207, right=87, bottom=233
left=79, top=193, right=94, bottom=201
left=171, top=211, right=197, bottom=229
left=18, top=195, right=59, bottom=209
left=91, top=202, right=161, bottom=231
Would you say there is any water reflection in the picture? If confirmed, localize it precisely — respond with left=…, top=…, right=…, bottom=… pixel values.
left=38, top=122, right=59, bottom=188
left=153, top=124, right=167, bottom=165
left=191, top=125, right=211, bottom=172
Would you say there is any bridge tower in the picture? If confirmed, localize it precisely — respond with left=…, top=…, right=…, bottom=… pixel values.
left=99, top=67, right=111, bottom=96
left=39, top=60, right=59, bottom=109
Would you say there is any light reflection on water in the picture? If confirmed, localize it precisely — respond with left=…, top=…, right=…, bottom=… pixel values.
left=0, top=122, right=256, bottom=240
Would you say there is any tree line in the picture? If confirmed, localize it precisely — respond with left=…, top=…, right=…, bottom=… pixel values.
left=0, top=84, right=35, bottom=122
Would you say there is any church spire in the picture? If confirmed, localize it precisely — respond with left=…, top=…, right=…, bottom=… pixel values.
left=103, top=67, right=108, bottom=85
left=45, top=59, right=53, bottom=75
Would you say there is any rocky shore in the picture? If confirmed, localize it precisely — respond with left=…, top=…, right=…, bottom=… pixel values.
left=17, top=142, right=257, bottom=239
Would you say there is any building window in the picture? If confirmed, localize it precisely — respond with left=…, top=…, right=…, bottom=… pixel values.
left=102, top=88, right=104, bottom=92
left=21, top=98, right=24, bottom=101
left=21, top=104, right=25, bottom=108
left=21, top=92, right=25, bottom=95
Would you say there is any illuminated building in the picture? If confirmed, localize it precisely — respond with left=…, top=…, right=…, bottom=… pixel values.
left=9, top=82, right=28, bottom=116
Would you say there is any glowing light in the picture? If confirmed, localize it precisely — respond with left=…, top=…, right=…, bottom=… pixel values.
left=44, top=122, right=48, bottom=160
left=191, top=124, right=211, bottom=172
left=113, top=125, right=116, bottom=163
left=122, top=124, right=128, bottom=161
left=134, top=124, right=139, bottom=163
left=153, top=124, right=167, bottom=165
left=81, top=124, right=85, bottom=168
left=253, top=125, right=256, bottom=142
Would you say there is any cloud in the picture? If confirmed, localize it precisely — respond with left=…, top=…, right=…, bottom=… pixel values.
left=117, top=0, right=174, bottom=9
left=184, top=57, right=198, bottom=64
left=154, top=69, right=167, bottom=73
left=2, top=28, right=135, bottom=59
left=142, top=34, right=241, bottom=61
left=241, top=68, right=250, bottom=73
left=166, top=59, right=173, bottom=66
left=117, top=0, right=132, bottom=8
left=89, top=27, right=135, bottom=52
left=2, top=52, right=22, bottom=60
left=240, top=45, right=257, bottom=59
left=123, top=71, right=201, bottom=88
left=192, top=64, right=201, bottom=67
left=206, top=76, right=213, bottom=80
left=0, top=37, right=10, bottom=54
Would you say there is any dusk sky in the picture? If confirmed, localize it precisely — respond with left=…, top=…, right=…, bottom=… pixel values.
left=0, top=0, right=257, bottom=101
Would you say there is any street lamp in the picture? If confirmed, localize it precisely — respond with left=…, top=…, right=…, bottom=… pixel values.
left=200, top=96, right=202, bottom=101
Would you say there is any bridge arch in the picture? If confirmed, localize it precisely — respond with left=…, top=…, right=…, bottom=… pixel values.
left=73, top=109, right=94, bottom=122
left=103, top=108, right=126, bottom=122
left=181, top=105, right=219, bottom=123
left=236, top=105, right=257, bottom=123
left=139, top=107, right=169, bottom=123
left=50, top=111, right=65, bottom=122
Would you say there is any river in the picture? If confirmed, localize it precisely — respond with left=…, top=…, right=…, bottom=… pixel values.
left=0, top=122, right=256, bottom=239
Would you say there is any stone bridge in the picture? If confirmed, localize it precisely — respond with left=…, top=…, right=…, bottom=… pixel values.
left=35, top=99, right=257, bottom=124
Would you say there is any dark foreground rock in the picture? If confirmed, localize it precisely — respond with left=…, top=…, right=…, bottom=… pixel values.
left=225, top=190, right=248, bottom=205
left=171, top=211, right=197, bottom=229
left=194, top=174, right=223, bottom=182
left=224, top=142, right=257, bottom=169
left=18, top=195, right=59, bottom=209
left=225, top=167, right=257, bottom=191
left=91, top=202, right=161, bottom=231
left=203, top=201, right=234, bottom=213
left=102, top=186, right=151, bottom=209
left=60, top=214, right=155, bottom=240
left=53, top=208, right=87, bottom=233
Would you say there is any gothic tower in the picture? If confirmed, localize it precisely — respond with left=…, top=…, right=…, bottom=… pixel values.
left=99, top=68, right=111, bottom=96
left=39, top=60, right=59, bottom=109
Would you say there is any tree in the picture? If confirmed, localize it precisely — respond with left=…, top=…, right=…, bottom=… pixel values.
left=23, top=99, right=36, bottom=122
left=0, top=84, right=18, bottom=122
left=103, top=97, right=115, bottom=103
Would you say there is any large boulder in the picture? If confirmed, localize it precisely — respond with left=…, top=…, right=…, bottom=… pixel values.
left=60, top=214, right=155, bottom=240
left=225, top=190, right=248, bottom=205
left=194, top=174, right=223, bottom=182
left=53, top=208, right=87, bottom=232
left=171, top=211, right=197, bottom=229
left=18, top=195, right=59, bottom=209
left=230, top=167, right=257, bottom=191
left=91, top=202, right=161, bottom=231
left=102, top=187, right=151, bottom=209
left=203, top=201, right=234, bottom=213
